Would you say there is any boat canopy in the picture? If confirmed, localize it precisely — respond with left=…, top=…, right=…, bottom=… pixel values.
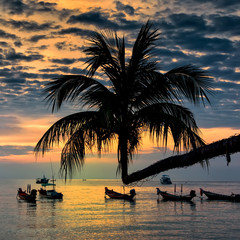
left=41, top=183, right=56, bottom=187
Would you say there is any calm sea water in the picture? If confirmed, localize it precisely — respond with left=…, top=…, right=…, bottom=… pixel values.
left=1, top=179, right=240, bottom=240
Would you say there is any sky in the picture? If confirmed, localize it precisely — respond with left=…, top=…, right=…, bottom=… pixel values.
left=0, top=0, right=240, bottom=181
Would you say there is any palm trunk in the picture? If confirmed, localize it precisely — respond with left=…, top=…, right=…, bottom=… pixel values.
left=119, top=131, right=129, bottom=184
left=123, top=134, right=240, bottom=185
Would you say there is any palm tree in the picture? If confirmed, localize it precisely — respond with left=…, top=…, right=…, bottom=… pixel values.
left=34, top=21, right=213, bottom=184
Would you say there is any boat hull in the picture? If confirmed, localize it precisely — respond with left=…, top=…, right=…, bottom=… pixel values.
left=157, top=188, right=195, bottom=201
left=200, top=188, right=240, bottom=201
left=105, top=187, right=136, bottom=201
left=38, top=189, right=63, bottom=199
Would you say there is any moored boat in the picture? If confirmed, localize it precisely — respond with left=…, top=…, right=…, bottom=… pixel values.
left=17, top=187, right=37, bottom=203
left=36, top=175, right=49, bottom=184
left=105, top=187, right=136, bottom=201
left=38, top=178, right=63, bottom=199
left=160, top=175, right=172, bottom=185
left=200, top=188, right=240, bottom=202
left=157, top=188, right=196, bottom=201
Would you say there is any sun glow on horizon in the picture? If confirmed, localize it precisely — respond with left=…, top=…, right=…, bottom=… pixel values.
left=1, top=108, right=239, bottom=165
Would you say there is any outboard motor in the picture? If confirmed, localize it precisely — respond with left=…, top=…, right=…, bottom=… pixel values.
left=30, top=189, right=37, bottom=198
left=190, top=190, right=196, bottom=197
left=130, top=189, right=136, bottom=196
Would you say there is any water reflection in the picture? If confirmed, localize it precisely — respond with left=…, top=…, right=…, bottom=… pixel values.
left=157, top=199, right=196, bottom=214
left=16, top=197, right=64, bottom=231
left=104, top=197, right=136, bottom=206
left=17, top=201, right=37, bottom=230
left=3, top=180, right=240, bottom=239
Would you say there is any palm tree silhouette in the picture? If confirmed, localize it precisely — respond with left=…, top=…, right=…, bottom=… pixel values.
left=35, top=21, right=213, bottom=184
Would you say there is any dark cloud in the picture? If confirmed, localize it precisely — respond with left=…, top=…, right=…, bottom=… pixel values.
left=154, top=14, right=236, bottom=55
left=55, top=41, right=83, bottom=51
left=39, top=66, right=85, bottom=75
left=66, top=9, right=141, bottom=31
left=0, top=115, right=22, bottom=135
left=176, top=34, right=235, bottom=53
left=26, top=0, right=74, bottom=19
left=57, top=27, right=93, bottom=37
left=0, top=0, right=26, bottom=15
left=214, top=0, right=240, bottom=8
left=0, top=0, right=73, bottom=19
left=67, top=10, right=118, bottom=29
left=155, top=48, right=187, bottom=59
left=4, top=48, right=44, bottom=62
left=50, top=58, right=78, bottom=65
left=115, top=1, right=135, bottom=15
left=28, top=34, right=48, bottom=43
left=208, top=15, right=240, bottom=36
left=0, top=29, right=17, bottom=39
left=197, top=54, right=231, bottom=68
left=111, top=12, right=126, bottom=19
left=0, top=41, right=9, bottom=47
left=179, top=0, right=240, bottom=13
left=0, top=145, right=33, bottom=156
left=113, top=17, right=142, bottom=30
left=38, top=45, right=49, bottom=50
left=190, top=0, right=240, bottom=8
left=0, top=18, right=61, bottom=32
left=167, top=13, right=207, bottom=32
left=30, top=0, right=57, bottom=12
left=30, top=44, right=49, bottom=50
left=39, top=66, right=70, bottom=73
left=14, top=40, right=22, bottom=47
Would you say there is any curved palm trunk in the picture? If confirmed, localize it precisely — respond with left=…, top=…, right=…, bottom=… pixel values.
left=122, top=134, right=240, bottom=185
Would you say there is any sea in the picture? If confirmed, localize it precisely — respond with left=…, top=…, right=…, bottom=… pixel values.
left=1, top=179, right=240, bottom=240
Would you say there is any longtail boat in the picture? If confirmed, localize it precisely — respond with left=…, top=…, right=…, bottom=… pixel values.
left=157, top=188, right=196, bottom=201
left=17, top=188, right=37, bottom=203
left=105, top=187, right=136, bottom=201
left=200, top=188, right=240, bottom=201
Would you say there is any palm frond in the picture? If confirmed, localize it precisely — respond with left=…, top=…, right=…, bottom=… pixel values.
left=128, top=20, right=159, bottom=78
left=60, top=129, right=85, bottom=180
left=137, top=102, right=205, bottom=151
left=130, top=71, right=175, bottom=109
left=165, top=65, right=214, bottom=105
left=34, top=112, right=98, bottom=156
left=43, top=75, right=111, bottom=112
left=83, top=30, right=119, bottom=77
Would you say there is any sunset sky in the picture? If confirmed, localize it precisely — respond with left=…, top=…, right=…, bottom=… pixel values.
left=0, top=0, right=240, bottom=181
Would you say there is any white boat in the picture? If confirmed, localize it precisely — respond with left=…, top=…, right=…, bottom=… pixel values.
left=160, top=175, right=172, bottom=184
